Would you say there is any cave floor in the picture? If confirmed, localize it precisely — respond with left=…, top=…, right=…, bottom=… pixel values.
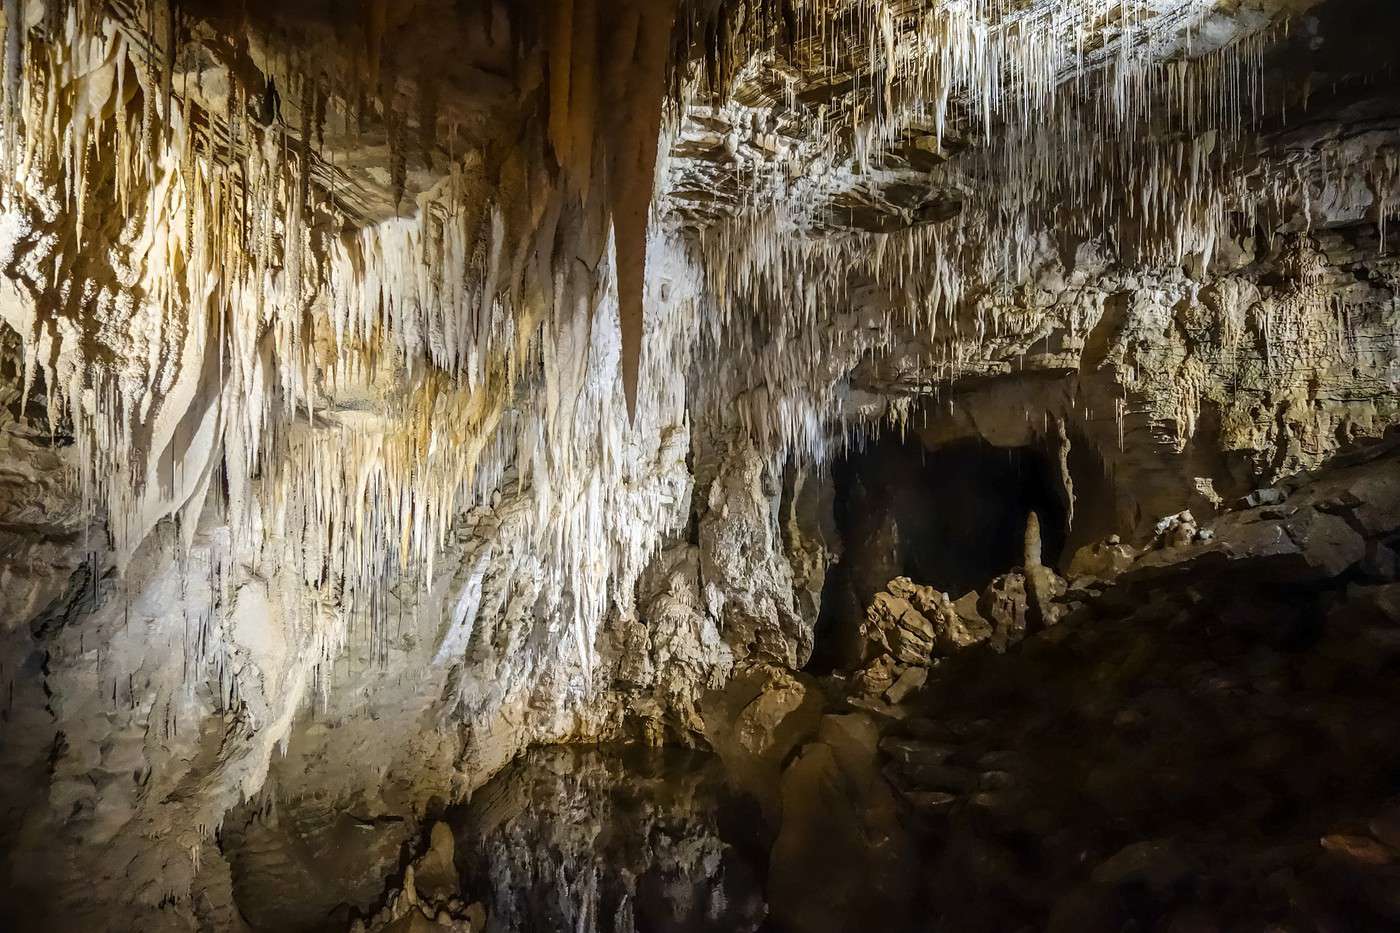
left=884, top=572, right=1400, bottom=933
left=223, top=560, right=1400, bottom=933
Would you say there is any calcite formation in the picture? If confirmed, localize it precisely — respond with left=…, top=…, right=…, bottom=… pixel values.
left=0, top=0, right=1396, bottom=929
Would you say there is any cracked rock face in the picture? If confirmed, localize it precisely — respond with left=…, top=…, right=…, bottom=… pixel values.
left=0, top=0, right=1398, bottom=929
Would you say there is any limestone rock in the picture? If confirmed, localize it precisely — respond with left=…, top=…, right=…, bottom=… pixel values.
left=1026, top=564, right=1068, bottom=630
left=1154, top=511, right=1201, bottom=549
left=619, top=543, right=735, bottom=737
left=852, top=654, right=899, bottom=698
left=735, top=670, right=809, bottom=755
left=979, top=574, right=1031, bottom=652
left=864, top=575, right=1011, bottom=668
left=884, top=666, right=928, bottom=705
left=1091, top=840, right=1196, bottom=893
left=1068, top=535, right=1139, bottom=581
left=862, top=581, right=940, bottom=666
left=1320, top=834, right=1395, bottom=866
left=699, top=663, right=824, bottom=808
left=412, top=823, right=459, bottom=906
left=699, top=437, right=814, bottom=669
left=1129, top=449, right=1400, bottom=584
left=949, top=591, right=995, bottom=646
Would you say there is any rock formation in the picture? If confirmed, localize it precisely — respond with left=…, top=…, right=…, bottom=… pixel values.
left=0, top=0, right=1396, bottom=929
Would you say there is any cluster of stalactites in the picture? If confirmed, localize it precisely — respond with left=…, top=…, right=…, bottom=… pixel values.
left=670, top=0, right=1273, bottom=222
left=0, top=0, right=707, bottom=693
left=678, top=1, right=1289, bottom=436
left=683, top=2, right=1400, bottom=476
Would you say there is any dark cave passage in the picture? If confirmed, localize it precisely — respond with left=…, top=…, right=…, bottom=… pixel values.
left=809, top=434, right=1068, bottom=673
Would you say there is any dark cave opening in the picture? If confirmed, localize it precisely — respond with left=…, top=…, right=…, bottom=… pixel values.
left=809, top=434, right=1069, bottom=673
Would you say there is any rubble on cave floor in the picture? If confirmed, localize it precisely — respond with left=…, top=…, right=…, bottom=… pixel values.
left=871, top=439, right=1400, bottom=929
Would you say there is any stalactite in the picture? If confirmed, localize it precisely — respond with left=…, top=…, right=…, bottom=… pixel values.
left=611, top=2, right=680, bottom=422
left=3, top=0, right=24, bottom=169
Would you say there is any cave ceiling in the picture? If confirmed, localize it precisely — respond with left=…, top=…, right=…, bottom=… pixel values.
left=142, top=0, right=1341, bottom=231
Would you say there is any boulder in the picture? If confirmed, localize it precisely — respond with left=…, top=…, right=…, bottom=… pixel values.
left=1320, top=834, right=1395, bottom=866
left=979, top=573, right=1030, bottom=651
left=1068, top=534, right=1138, bottom=581
left=942, top=591, right=995, bottom=651
left=862, top=580, right=940, bottom=665
left=412, top=823, right=459, bottom=905
left=884, top=665, right=928, bottom=705
left=1153, top=510, right=1200, bottom=548
left=1091, top=839, right=1195, bottom=894
left=735, top=669, right=809, bottom=755
left=862, top=576, right=1006, bottom=668
left=852, top=654, right=898, bottom=697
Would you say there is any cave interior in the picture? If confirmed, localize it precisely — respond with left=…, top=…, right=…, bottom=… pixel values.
left=0, top=0, right=1399, bottom=931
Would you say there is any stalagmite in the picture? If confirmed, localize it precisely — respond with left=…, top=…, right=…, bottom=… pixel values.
left=1023, top=510, right=1043, bottom=571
